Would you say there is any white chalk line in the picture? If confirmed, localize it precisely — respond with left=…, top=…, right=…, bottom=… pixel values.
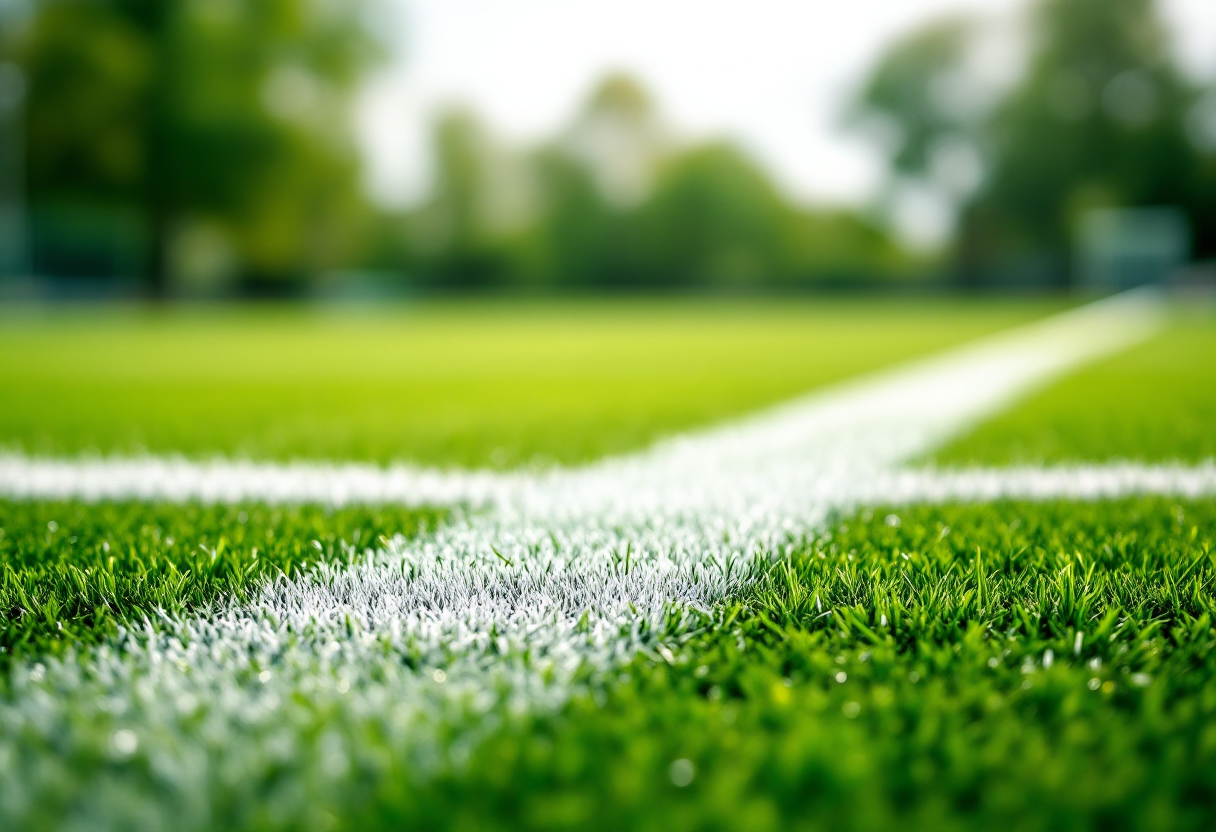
left=4, top=455, right=1215, bottom=513
left=0, top=288, right=1199, bottom=830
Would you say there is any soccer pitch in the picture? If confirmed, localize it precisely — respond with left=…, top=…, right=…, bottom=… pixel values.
left=2, top=293, right=1216, bottom=831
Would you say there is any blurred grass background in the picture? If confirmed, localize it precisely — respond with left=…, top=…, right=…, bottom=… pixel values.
left=0, top=299, right=1061, bottom=466
left=935, top=310, right=1216, bottom=464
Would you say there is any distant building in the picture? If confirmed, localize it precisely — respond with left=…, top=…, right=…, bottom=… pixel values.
left=1076, top=207, right=1190, bottom=291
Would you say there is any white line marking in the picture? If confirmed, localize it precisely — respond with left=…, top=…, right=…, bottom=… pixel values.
left=2, top=289, right=1194, bottom=827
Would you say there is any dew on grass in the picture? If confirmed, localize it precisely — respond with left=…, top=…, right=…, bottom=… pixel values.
left=669, top=758, right=695, bottom=787
left=110, top=729, right=138, bottom=758
left=885, top=514, right=901, bottom=528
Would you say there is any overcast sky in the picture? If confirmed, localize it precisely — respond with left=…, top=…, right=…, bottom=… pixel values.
left=357, top=0, right=1216, bottom=210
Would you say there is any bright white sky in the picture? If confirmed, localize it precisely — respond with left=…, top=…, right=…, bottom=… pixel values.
left=358, top=0, right=1216, bottom=210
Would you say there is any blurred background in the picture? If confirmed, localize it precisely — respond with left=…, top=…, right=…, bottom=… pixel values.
left=1, top=0, right=1215, bottom=302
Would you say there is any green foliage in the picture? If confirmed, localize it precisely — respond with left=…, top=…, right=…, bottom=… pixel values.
left=850, top=17, right=976, bottom=177
left=970, top=0, right=1204, bottom=274
left=11, top=0, right=384, bottom=290
left=936, top=315, right=1216, bottom=464
left=0, top=499, right=442, bottom=663
left=0, top=299, right=1058, bottom=466
left=408, top=77, right=915, bottom=291
left=854, top=0, right=1216, bottom=283
left=335, top=498, right=1216, bottom=831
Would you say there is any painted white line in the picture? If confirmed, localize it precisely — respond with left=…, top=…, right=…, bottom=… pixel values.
left=856, top=462, right=1216, bottom=505
left=0, top=454, right=517, bottom=508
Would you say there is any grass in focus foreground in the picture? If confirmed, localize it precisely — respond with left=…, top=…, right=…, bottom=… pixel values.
left=0, top=298, right=1061, bottom=467
left=355, top=497, right=1216, bottom=831
left=3, top=496, right=1215, bottom=830
left=0, top=501, right=443, bottom=664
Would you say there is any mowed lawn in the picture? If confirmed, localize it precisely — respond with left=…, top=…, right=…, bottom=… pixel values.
left=0, top=298, right=1061, bottom=468
left=6, top=297, right=1216, bottom=832
left=935, top=310, right=1216, bottom=464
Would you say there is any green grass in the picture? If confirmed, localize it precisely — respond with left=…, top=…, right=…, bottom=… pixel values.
left=6, top=297, right=1216, bottom=831
left=0, top=298, right=1060, bottom=467
left=0, top=500, right=443, bottom=664
left=935, top=313, right=1216, bottom=465
left=4, top=497, right=1216, bottom=830
left=342, top=497, right=1216, bottom=831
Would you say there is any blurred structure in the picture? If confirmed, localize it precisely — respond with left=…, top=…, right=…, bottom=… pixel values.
left=1076, top=207, right=1190, bottom=291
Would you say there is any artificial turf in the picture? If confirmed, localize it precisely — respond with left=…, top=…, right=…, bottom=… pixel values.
left=935, top=313, right=1216, bottom=465
left=0, top=298, right=1061, bottom=468
left=3, top=496, right=1215, bottom=831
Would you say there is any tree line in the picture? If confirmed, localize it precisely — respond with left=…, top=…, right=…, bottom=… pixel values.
left=2, top=0, right=1214, bottom=296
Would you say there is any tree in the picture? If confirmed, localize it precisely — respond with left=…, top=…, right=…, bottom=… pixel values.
left=853, top=0, right=1212, bottom=287
left=849, top=17, right=978, bottom=180
left=13, top=0, right=383, bottom=296
left=636, top=142, right=791, bottom=288
left=971, top=0, right=1200, bottom=284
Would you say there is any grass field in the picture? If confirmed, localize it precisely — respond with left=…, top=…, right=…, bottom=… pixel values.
left=353, top=498, right=1216, bottom=831
left=4, top=496, right=1213, bottom=830
left=0, top=299, right=1060, bottom=467
left=3, top=296, right=1216, bottom=832
left=0, top=501, right=444, bottom=663
left=936, top=312, right=1216, bottom=464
